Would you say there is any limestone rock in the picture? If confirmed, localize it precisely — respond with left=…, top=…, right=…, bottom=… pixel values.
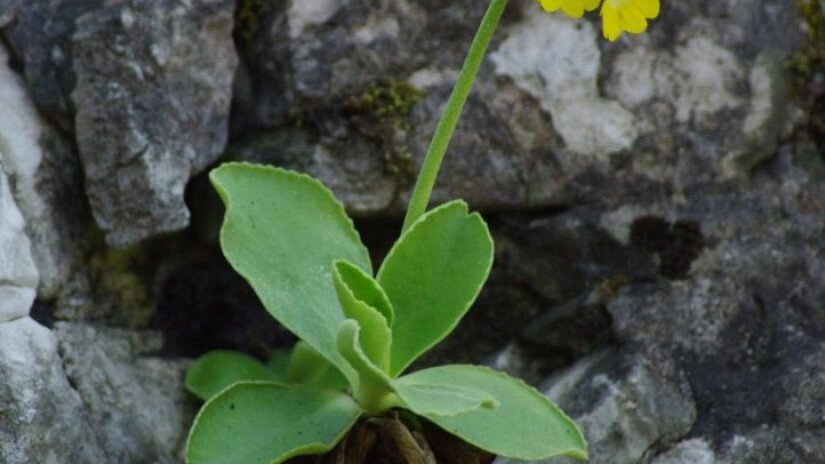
left=71, top=0, right=237, bottom=247
left=0, top=318, right=106, bottom=463
left=0, top=43, right=88, bottom=298
left=233, top=0, right=803, bottom=216
left=0, top=0, right=102, bottom=131
left=54, top=322, right=194, bottom=463
left=0, top=163, right=37, bottom=322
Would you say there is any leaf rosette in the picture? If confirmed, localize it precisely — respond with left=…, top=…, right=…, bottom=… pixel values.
left=185, top=163, right=587, bottom=464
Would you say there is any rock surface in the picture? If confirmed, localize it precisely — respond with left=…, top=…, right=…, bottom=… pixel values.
left=0, top=318, right=106, bottom=463
left=71, top=0, right=238, bottom=247
left=0, top=166, right=37, bottom=322
left=54, top=322, right=194, bottom=464
left=1, top=0, right=824, bottom=463
left=0, top=43, right=87, bottom=299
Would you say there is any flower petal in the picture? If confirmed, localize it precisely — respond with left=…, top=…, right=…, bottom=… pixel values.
left=600, top=3, right=622, bottom=41
left=560, top=0, right=586, bottom=18
left=633, top=0, right=660, bottom=18
left=619, top=5, right=647, bottom=33
left=538, top=0, right=562, bottom=12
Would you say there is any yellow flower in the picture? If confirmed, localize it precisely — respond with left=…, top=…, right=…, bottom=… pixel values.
left=537, top=0, right=600, bottom=19
left=600, top=0, right=660, bottom=41
left=535, top=0, right=660, bottom=42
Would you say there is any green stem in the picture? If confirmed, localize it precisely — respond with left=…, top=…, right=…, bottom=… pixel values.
left=401, top=0, right=509, bottom=233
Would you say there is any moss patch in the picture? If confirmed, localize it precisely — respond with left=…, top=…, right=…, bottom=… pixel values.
left=345, top=80, right=424, bottom=180
left=345, top=80, right=424, bottom=128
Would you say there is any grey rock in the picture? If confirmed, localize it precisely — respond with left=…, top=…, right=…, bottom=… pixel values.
left=651, top=439, right=719, bottom=464
left=0, top=43, right=89, bottom=299
left=0, top=0, right=103, bottom=130
left=229, top=128, right=397, bottom=215
left=545, top=351, right=695, bottom=464
left=72, top=0, right=237, bottom=247
left=234, top=0, right=803, bottom=216
left=0, top=162, right=37, bottom=322
left=0, top=317, right=106, bottom=463
left=53, top=322, right=194, bottom=464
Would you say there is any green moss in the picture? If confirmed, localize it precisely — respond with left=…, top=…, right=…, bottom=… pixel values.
left=346, top=81, right=424, bottom=181
left=346, top=80, right=424, bottom=128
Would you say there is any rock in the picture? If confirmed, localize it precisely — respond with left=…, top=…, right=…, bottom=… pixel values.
left=71, top=0, right=237, bottom=247
left=229, top=127, right=397, bottom=215
left=0, top=0, right=102, bottom=131
left=0, top=43, right=89, bottom=298
left=651, top=439, right=719, bottom=464
left=232, top=0, right=804, bottom=217
left=53, top=322, right=194, bottom=463
left=544, top=351, right=695, bottom=464
left=0, top=162, right=37, bottom=322
left=490, top=13, right=638, bottom=157
left=0, top=317, right=106, bottom=463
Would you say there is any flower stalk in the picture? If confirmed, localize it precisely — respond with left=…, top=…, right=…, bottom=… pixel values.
left=401, top=0, right=509, bottom=233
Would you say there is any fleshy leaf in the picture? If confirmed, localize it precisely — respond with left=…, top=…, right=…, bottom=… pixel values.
left=377, top=201, right=494, bottom=376
left=210, top=163, right=370, bottom=377
left=336, top=320, right=399, bottom=414
left=186, top=381, right=362, bottom=464
left=400, top=365, right=587, bottom=461
left=393, top=378, right=497, bottom=417
left=288, top=341, right=350, bottom=390
left=186, top=351, right=279, bottom=401
left=333, top=259, right=394, bottom=325
left=267, top=350, right=291, bottom=380
left=333, top=261, right=392, bottom=371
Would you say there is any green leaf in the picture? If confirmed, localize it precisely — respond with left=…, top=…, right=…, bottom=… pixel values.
left=333, top=261, right=392, bottom=371
left=336, top=320, right=399, bottom=414
left=393, top=378, right=497, bottom=417
left=333, top=259, right=394, bottom=325
left=400, top=365, right=587, bottom=461
left=185, top=351, right=279, bottom=401
left=267, top=350, right=291, bottom=380
left=210, top=163, right=371, bottom=378
left=288, top=341, right=350, bottom=390
left=186, top=381, right=362, bottom=464
left=377, top=201, right=494, bottom=376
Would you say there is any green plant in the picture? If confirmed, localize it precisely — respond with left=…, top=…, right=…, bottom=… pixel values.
left=185, top=0, right=661, bottom=461
left=185, top=163, right=586, bottom=463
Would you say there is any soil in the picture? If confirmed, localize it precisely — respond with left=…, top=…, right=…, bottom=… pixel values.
left=290, top=412, right=495, bottom=464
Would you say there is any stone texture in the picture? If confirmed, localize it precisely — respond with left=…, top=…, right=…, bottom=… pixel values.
left=0, top=0, right=824, bottom=463
left=54, top=322, right=194, bottom=464
left=232, top=0, right=804, bottom=216
left=495, top=350, right=696, bottom=464
left=71, top=0, right=237, bottom=247
left=0, top=0, right=102, bottom=131
left=0, top=162, right=37, bottom=322
left=0, top=43, right=88, bottom=298
left=0, top=317, right=106, bottom=463
left=651, top=439, right=718, bottom=464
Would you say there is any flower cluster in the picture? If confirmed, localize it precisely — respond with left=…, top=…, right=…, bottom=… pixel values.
left=537, top=0, right=660, bottom=41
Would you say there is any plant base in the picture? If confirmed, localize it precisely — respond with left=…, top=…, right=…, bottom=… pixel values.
left=289, top=412, right=495, bottom=464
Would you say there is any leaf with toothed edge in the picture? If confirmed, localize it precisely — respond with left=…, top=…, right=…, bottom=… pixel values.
left=210, top=163, right=370, bottom=380
left=185, top=381, right=362, bottom=464
left=377, top=200, right=494, bottom=377
left=333, top=260, right=393, bottom=372
left=397, top=365, right=588, bottom=461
